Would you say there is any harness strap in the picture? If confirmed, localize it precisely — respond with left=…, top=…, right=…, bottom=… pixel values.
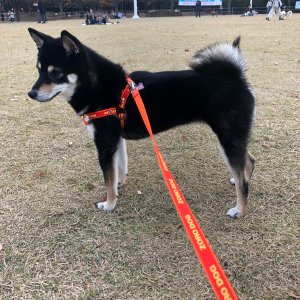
left=82, top=107, right=117, bottom=125
left=81, top=80, right=131, bottom=127
left=81, top=77, right=145, bottom=128
left=118, top=79, right=132, bottom=128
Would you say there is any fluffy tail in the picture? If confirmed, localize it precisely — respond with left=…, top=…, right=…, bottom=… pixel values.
left=189, top=36, right=246, bottom=73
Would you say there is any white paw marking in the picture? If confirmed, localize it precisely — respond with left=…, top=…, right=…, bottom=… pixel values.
left=230, top=177, right=235, bottom=185
left=227, top=207, right=243, bottom=219
left=95, top=201, right=115, bottom=212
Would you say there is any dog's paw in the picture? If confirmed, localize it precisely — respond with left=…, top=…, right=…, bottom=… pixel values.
left=226, top=207, right=245, bottom=219
left=94, top=200, right=116, bottom=212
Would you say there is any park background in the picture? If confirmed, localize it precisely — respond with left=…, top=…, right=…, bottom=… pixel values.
left=1, top=0, right=299, bottom=22
left=0, top=6, right=299, bottom=300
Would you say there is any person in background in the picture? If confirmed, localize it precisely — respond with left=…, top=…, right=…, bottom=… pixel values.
left=195, top=0, right=201, bottom=17
left=266, top=0, right=284, bottom=20
left=0, top=3, right=5, bottom=22
left=99, top=13, right=108, bottom=24
left=248, top=5, right=253, bottom=14
left=37, top=0, right=47, bottom=23
left=8, top=8, right=15, bottom=21
left=86, top=9, right=97, bottom=25
left=266, top=0, right=272, bottom=13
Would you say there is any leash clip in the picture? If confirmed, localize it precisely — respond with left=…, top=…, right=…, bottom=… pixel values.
left=129, top=82, right=144, bottom=97
left=129, top=82, right=144, bottom=92
left=129, top=81, right=137, bottom=91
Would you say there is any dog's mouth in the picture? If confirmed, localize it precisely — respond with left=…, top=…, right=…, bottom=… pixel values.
left=41, top=91, right=61, bottom=102
left=28, top=90, right=61, bottom=102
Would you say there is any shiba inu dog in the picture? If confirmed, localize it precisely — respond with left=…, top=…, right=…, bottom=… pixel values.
left=28, top=28, right=255, bottom=218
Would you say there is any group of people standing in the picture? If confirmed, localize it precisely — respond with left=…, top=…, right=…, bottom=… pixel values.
left=193, top=0, right=286, bottom=21
left=266, top=0, right=285, bottom=20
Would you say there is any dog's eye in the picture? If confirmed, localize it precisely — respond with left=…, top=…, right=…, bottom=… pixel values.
left=50, top=69, right=63, bottom=80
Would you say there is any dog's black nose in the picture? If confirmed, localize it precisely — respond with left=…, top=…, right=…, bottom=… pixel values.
left=28, top=89, right=38, bottom=99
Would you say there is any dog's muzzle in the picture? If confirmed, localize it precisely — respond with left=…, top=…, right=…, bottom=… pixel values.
left=28, top=89, right=38, bottom=100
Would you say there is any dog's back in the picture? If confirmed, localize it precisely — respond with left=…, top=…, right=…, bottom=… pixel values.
left=124, top=37, right=254, bottom=140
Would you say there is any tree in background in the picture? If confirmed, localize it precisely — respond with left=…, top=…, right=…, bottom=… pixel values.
left=58, top=0, right=63, bottom=12
left=1, top=0, right=297, bottom=19
left=112, top=0, right=119, bottom=10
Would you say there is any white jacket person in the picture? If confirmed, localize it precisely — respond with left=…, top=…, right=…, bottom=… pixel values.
left=266, top=0, right=283, bottom=20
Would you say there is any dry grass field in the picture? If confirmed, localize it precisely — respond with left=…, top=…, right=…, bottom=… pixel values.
left=0, top=14, right=299, bottom=300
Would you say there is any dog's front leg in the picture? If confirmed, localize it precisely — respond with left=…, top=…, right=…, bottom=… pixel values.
left=95, top=140, right=119, bottom=212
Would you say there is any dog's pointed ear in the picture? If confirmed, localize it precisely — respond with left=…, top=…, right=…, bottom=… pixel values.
left=28, top=28, right=50, bottom=49
left=232, top=36, right=241, bottom=49
left=61, top=30, right=81, bottom=55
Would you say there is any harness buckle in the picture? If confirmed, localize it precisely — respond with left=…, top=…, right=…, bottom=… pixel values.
left=82, top=114, right=90, bottom=125
left=117, top=107, right=126, bottom=121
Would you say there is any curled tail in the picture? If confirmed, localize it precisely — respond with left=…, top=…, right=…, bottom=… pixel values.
left=189, top=36, right=246, bottom=74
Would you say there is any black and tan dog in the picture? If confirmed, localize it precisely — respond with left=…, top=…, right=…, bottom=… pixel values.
left=28, top=28, right=255, bottom=218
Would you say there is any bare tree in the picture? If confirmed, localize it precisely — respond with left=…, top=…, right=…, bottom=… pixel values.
left=112, top=0, right=119, bottom=11
left=170, top=0, right=175, bottom=10
left=58, top=0, right=63, bottom=12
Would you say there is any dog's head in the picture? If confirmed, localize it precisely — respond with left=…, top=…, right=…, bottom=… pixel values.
left=28, top=28, right=82, bottom=102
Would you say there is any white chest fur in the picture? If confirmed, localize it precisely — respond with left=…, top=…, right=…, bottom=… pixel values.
left=87, top=123, right=96, bottom=139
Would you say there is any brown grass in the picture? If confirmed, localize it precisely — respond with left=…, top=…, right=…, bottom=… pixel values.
left=0, top=15, right=300, bottom=300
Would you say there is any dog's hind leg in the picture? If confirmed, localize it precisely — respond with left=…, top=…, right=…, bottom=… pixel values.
left=245, top=151, right=255, bottom=182
left=229, top=151, right=255, bottom=185
left=219, top=142, right=250, bottom=218
left=117, top=138, right=128, bottom=189
left=220, top=146, right=249, bottom=218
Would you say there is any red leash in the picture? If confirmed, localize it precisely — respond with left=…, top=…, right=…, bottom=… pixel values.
left=129, top=78, right=238, bottom=300
left=83, top=78, right=238, bottom=299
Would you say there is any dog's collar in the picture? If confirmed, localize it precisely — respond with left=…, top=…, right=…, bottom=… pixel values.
left=82, top=77, right=143, bottom=128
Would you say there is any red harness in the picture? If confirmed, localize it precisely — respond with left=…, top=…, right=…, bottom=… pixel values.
left=82, top=77, right=136, bottom=128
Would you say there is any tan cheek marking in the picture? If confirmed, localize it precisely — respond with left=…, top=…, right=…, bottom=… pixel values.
left=39, top=83, right=56, bottom=92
